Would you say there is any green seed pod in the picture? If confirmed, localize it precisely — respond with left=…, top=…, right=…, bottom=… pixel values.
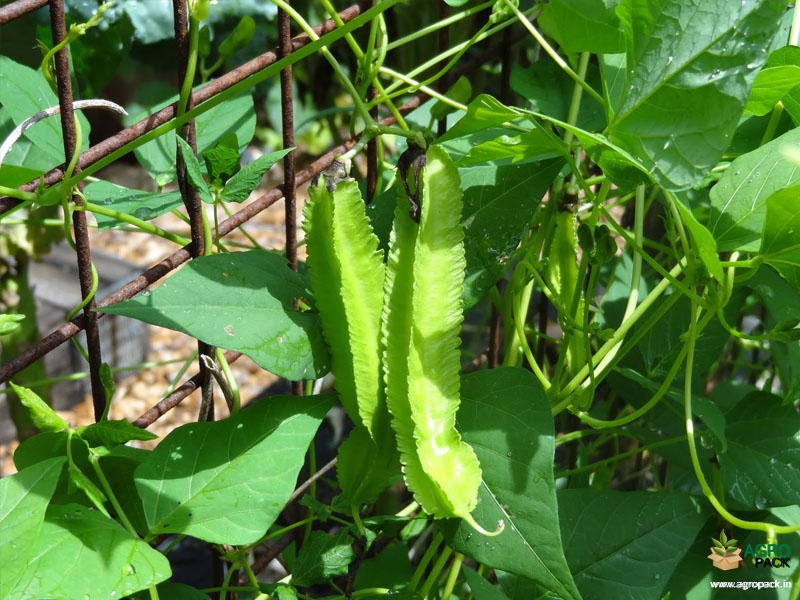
left=383, top=145, right=501, bottom=535
left=303, top=174, right=398, bottom=507
left=545, top=204, right=586, bottom=398
left=304, top=176, right=385, bottom=436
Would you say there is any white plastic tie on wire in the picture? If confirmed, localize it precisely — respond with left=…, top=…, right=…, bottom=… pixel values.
left=0, top=99, right=127, bottom=168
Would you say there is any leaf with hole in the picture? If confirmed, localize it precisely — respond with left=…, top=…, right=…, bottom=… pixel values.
left=97, top=250, right=329, bottom=380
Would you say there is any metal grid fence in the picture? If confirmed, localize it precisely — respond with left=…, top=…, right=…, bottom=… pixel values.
left=0, top=0, right=508, bottom=429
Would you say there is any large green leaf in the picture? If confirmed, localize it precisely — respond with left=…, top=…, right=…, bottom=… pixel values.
left=718, top=391, right=800, bottom=510
left=558, top=490, right=709, bottom=600
left=6, top=503, right=170, bottom=599
left=440, top=367, right=581, bottom=600
left=0, top=56, right=90, bottom=173
left=538, top=0, right=624, bottom=54
left=98, top=250, right=329, bottom=380
left=761, top=186, right=800, bottom=292
left=461, top=159, right=565, bottom=305
left=510, top=61, right=606, bottom=132
left=134, top=393, right=332, bottom=544
left=0, top=457, right=65, bottom=598
left=607, top=0, right=785, bottom=190
left=709, top=128, right=800, bottom=252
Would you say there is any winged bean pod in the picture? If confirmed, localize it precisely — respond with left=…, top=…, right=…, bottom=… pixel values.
left=383, top=145, right=502, bottom=535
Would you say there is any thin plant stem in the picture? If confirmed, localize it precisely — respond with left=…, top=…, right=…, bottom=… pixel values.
left=556, top=436, right=685, bottom=480
left=271, top=0, right=374, bottom=126
left=80, top=202, right=190, bottom=246
left=500, top=0, right=605, bottom=108
left=683, top=300, right=800, bottom=535
left=552, top=260, right=687, bottom=413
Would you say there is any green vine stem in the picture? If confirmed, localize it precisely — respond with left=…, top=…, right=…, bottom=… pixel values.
left=683, top=300, right=800, bottom=535
left=79, top=202, right=191, bottom=246
left=508, top=266, right=551, bottom=390
left=501, top=0, right=606, bottom=109
left=598, top=204, right=708, bottom=306
left=555, top=436, right=686, bottom=480
left=576, top=307, right=715, bottom=428
left=42, top=3, right=396, bottom=205
left=178, top=3, right=203, bottom=120
left=420, top=540, right=454, bottom=600
left=271, top=0, right=377, bottom=128
left=409, top=529, right=442, bottom=591
left=385, top=1, right=493, bottom=50
left=441, top=552, right=464, bottom=600
left=552, top=260, right=687, bottom=413
left=557, top=183, right=646, bottom=398
left=39, top=2, right=113, bottom=92
left=178, top=2, right=214, bottom=257
left=88, top=447, right=139, bottom=537
left=317, top=0, right=408, bottom=132
left=378, top=5, right=524, bottom=104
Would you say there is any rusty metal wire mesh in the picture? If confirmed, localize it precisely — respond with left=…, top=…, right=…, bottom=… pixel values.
left=0, top=0, right=505, bottom=428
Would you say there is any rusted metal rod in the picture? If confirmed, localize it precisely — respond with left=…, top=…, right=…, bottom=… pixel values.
left=0, top=0, right=48, bottom=25
left=49, top=0, right=106, bottom=419
left=0, top=2, right=372, bottom=215
left=172, top=0, right=214, bottom=421
left=1, top=21, right=511, bottom=419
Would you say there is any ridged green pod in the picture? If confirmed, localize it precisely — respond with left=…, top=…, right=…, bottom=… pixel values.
left=545, top=205, right=586, bottom=400
left=304, top=177, right=385, bottom=436
left=303, top=175, right=397, bottom=506
left=382, top=145, right=496, bottom=533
